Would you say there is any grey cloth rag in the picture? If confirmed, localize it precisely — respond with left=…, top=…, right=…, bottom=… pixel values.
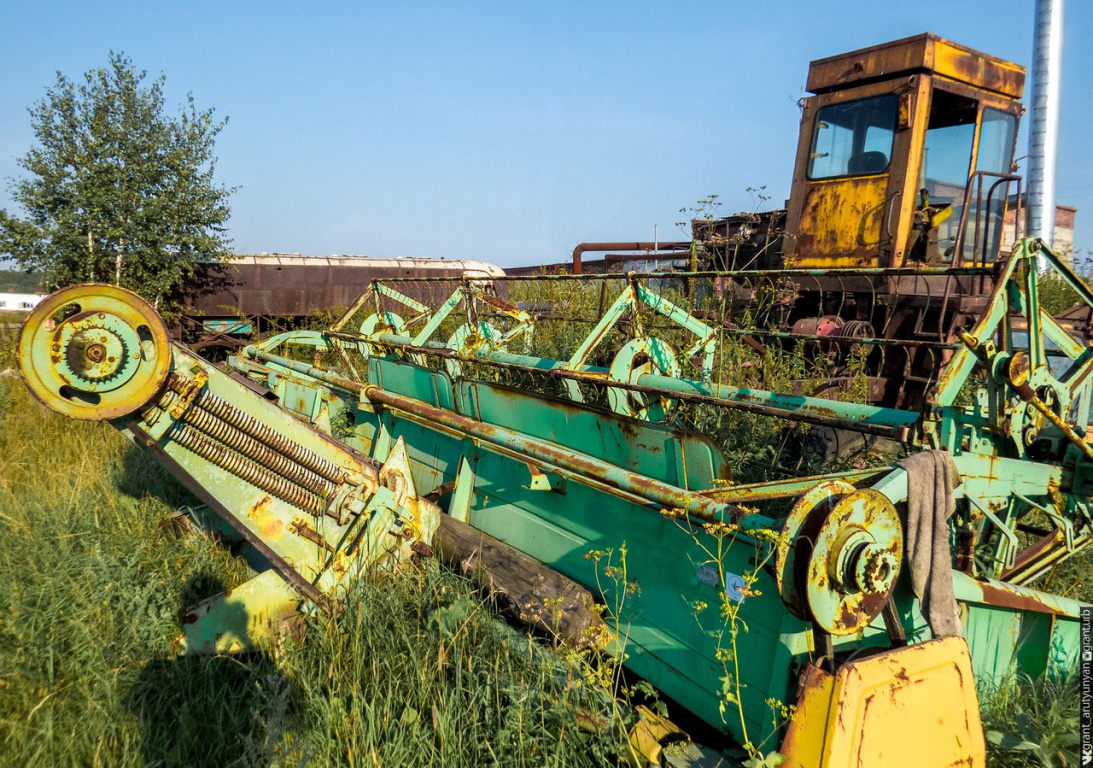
left=895, top=450, right=963, bottom=638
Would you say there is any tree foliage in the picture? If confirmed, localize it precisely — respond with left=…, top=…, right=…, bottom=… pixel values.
left=0, top=52, right=234, bottom=310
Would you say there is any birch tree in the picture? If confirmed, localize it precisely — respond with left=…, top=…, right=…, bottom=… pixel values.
left=0, top=53, right=234, bottom=311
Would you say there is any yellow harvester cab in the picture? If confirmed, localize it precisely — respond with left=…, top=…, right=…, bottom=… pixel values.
left=783, top=33, right=1025, bottom=269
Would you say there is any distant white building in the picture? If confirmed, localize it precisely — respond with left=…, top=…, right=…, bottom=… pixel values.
left=0, top=293, right=44, bottom=311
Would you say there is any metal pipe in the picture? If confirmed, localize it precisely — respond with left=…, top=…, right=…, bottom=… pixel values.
left=1028, top=0, right=1064, bottom=244
left=331, top=332, right=919, bottom=433
left=360, top=383, right=769, bottom=527
left=241, top=345, right=777, bottom=528
left=571, top=241, right=690, bottom=275
left=394, top=266, right=992, bottom=282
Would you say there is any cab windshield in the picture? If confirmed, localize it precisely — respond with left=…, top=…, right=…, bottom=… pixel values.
left=808, top=94, right=898, bottom=179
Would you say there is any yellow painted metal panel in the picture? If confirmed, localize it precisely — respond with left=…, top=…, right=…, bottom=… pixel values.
left=780, top=637, right=984, bottom=767
left=790, top=176, right=890, bottom=268
left=178, top=569, right=301, bottom=654
left=807, top=33, right=1024, bottom=99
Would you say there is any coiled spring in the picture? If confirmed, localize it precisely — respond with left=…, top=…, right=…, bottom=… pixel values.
left=173, top=425, right=326, bottom=516
left=187, top=385, right=348, bottom=485
left=181, top=405, right=336, bottom=497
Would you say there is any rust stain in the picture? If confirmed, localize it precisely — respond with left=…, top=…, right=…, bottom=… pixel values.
left=976, top=581, right=1065, bottom=616
left=248, top=495, right=273, bottom=519
left=247, top=495, right=284, bottom=539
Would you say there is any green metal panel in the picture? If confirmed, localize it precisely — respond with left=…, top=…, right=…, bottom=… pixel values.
left=459, top=379, right=731, bottom=490
left=368, top=357, right=455, bottom=410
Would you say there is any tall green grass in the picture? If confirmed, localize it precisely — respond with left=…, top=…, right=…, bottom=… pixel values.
left=0, top=333, right=635, bottom=766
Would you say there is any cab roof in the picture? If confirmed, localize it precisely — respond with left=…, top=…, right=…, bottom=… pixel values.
left=806, top=33, right=1025, bottom=99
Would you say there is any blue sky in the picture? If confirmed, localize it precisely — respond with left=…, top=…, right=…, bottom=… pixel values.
left=1, top=1, right=1090, bottom=267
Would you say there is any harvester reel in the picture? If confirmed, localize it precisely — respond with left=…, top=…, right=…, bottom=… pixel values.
left=445, top=322, right=502, bottom=379
left=359, top=311, right=409, bottom=358
left=776, top=483, right=902, bottom=635
left=18, top=284, right=171, bottom=421
left=607, top=337, right=680, bottom=422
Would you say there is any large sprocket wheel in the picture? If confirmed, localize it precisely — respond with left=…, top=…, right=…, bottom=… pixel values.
left=18, top=284, right=172, bottom=421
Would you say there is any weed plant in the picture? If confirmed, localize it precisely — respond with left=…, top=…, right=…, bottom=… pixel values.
left=979, top=674, right=1080, bottom=768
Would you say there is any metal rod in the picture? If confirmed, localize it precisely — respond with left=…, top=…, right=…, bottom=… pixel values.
left=712, top=326, right=958, bottom=350
left=360, top=383, right=771, bottom=527
left=698, top=466, right=893, bottom=502
left=319, top=333, right=919, bottom=433
left=370, top=265, right=993, bottom=283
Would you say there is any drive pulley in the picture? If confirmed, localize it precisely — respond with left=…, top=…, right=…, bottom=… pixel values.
left=17, top=284, right=171, bottom=420
left=775, top=480, right=903, bottom=635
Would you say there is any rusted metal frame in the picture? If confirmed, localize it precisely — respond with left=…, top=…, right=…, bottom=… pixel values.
left=698, top=466, right=893, bottom=502
left=953, top=453, right=1068, bottom=511
left=630, top=266, right=992, bottom=279
left=1039, top=310, right=1089, bottom=362
left=644, top=375, right=917, bottom=434
left=564, top=283, right=636, bottom=372
left=318, top=327, right=920, bottom=435
left=330, top=337, right=363, bottom=384
left=468, top=283, right=535, bottom=348
left=375, top=281, right=430, bottom=318
left=1001, top=527, right=1093, bottom=584
left=1013, top=491, right=1075, bottom=551
left=243, top=346, right=366, bottom=396
left=1031, top=315, right=1093, bottom=429
left=327, top=330, right=456, bottom=362
left=932, top=248, right=1022, bottom=408
left=1007, top=258, right=1093, bottom=424
left=252, top=330, right=332, bottom=354
left=968, top=495, right=1019, bottom=573
left=330, top=286, right=375, bottom=332
left=127, top=423, right=339, bottom=615
left=714, top=326, right=957, bottom=350
left=411, top=286, right=466, bottom=347
left=1010, top=377, right=1093, bottom=462
left=380, top=266, right=992, bottom=283
left=953, top=569, right=1085, bottom=618
left=179, top=314, right=246, bottom=349
left=309, top=485, right=398, bottom=590
left=631, top=282, right=717, bottom=378
left=320, top=333, right=917, bottom=435
left=459, top=431, right=688, bottom=521
left=1023, top=246, right=1045, bottom=370
left=339, top=275, right=917, bottom=431
left=355, top=383, right=779, bottom=532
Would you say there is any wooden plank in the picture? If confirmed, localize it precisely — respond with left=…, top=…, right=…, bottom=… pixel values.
left=433, top=514, right=608, bottom=649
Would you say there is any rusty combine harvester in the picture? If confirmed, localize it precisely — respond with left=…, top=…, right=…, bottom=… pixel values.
left=16, top=33, right=1091, bottom=767
left=563, top=34, right=1037, bottom=414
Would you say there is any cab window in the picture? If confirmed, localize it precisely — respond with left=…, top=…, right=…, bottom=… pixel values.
left=808, top=94, right=897, bottom=180
left=975, top=108, right=1017, bottom=174
left=921, top=90, right=978, bottom=204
